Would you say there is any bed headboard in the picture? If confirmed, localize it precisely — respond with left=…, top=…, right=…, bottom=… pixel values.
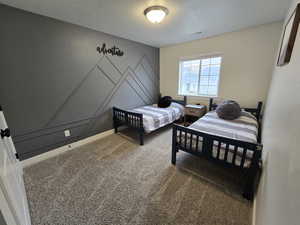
left=158, top=94, right=187, bottom=106
left=209, top=98, right=263, bottom=121
left=171, top=96, right=187, bottom=106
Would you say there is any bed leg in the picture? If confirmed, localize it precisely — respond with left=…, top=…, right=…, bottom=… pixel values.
left=113, top=119, right=118, bottom=133
left=243, top=166, right=259, bottom=200
left=172, top=146, right=177, bottom=165
left=181, top=116, right=185, bottom=123
left=172, top=126, right=177, bottom=165
left=139, top=130, right=144, bottom=145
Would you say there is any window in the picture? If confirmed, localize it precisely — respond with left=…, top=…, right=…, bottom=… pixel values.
left=178, top=56, right=222, bottom=97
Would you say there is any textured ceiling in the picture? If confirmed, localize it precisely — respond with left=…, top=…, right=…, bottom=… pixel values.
left=0, top=0, right=291, bottom=47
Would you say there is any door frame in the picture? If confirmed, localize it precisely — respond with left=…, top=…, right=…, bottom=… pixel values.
left=0, top=106, right=31, bottom=225
left=0, top=184, right=18, bottom=225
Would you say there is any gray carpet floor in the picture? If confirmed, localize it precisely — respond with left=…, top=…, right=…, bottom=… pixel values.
left=24, top=126, right=252, bottom=225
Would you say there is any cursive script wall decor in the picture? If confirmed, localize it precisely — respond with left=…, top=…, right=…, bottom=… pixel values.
left=0, top=4, right=159, bottom=160
left=96, top=43, right=124, bottom=57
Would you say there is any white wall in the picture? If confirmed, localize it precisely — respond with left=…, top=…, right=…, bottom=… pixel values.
left=256, top=1, right=300, bottom=225
left=160, top=22, right=283, bottom=107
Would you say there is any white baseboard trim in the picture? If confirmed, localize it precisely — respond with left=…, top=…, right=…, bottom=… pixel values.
left=22, top=129, right=115, bottom=168
left=252, top=152, right=268, bottom=225
left=252, top=195, right=257, bottom=225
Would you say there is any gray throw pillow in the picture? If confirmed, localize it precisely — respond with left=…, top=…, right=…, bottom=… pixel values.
left=216, top=100, right=241, bottom=120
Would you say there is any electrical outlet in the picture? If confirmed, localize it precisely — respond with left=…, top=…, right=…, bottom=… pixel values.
left=64, top=130, right=71, bottom=137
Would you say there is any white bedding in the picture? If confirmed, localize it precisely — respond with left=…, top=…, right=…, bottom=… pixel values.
left=179, top=111, right=260, bottom=168
left=131, top=102, right=184, bottom=133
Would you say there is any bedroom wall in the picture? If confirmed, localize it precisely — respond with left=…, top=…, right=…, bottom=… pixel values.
left=0, top=211, right=7, bottom=225
left=160, top=22, right=282, bottom=108
left=255, top=0, right=300, bottom=224
left=0, top=4, right=159, bottom=160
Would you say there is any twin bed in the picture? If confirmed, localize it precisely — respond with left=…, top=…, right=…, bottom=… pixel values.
left=113, top=97, right=263, bottom=200
left=113, top=96, right=186, bottom=145
left=172, top=98, right=263, bottom=200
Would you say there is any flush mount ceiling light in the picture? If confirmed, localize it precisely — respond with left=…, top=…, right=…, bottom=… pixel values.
left=144, top=6, right=169, bottom=24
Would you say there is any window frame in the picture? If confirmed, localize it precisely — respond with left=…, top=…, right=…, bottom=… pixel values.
left=178, top=54, right=223, bottom=98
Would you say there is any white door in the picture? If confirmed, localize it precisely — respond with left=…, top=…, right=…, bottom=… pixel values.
left=0, top=107, right=31, bottom=225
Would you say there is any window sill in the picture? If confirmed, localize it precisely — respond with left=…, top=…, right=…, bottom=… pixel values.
left=178, top=94, right=218, bottom=98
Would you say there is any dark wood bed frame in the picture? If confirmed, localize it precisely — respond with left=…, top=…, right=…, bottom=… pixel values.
left=113, top=96, right=187, bottom=145
left=172, top=98, right=263, bottom=200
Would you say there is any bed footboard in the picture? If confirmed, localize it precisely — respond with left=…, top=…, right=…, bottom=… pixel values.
left=172, top=124, right=262, bottom=200
left=113, top=107, right=144, bottom=145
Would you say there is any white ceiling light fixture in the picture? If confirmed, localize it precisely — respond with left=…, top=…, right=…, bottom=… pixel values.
left=144, top=6, right=169, bottom=24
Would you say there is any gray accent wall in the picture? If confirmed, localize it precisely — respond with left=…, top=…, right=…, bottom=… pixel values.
left=0, top=4, right=159, bottom=160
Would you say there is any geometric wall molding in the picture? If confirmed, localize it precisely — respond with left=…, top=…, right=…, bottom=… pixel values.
left=0, top=4, right=159, bottom=159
